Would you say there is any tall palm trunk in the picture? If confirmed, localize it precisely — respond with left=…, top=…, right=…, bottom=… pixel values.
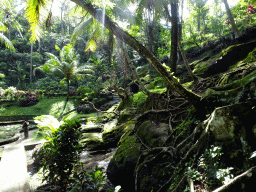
left=66, top=78, right=70, bottom=101
left=70, top=0, right=201, bottom=106
left=30, top=42, right=33, bottom=84
left=223, top=0, right=240, bottom=37
left=170, top=0, right=178, bottom=75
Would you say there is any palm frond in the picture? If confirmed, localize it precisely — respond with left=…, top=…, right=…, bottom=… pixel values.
left=0, top=22, right=7, bottom=32
left=135, top=0, right=147, bottom=26
left=13, top=20, right=23, bottom=38
left=71, top=17, right=94, bottom=44
left=25, top=0, right=50, bottom=42
left=45, top=52, right=61, bottom=62
left=0, top=32, right=15, bottom=52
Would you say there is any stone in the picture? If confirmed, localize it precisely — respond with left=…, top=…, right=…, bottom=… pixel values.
left=107, top=119, right=171, bottom=191
left=107, top=127, right=141, bottom=191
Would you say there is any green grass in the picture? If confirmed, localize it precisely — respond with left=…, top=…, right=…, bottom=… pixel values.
left=0, top=98, right=80, bottom=119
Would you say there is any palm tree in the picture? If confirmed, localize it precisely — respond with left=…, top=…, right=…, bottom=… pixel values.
left=25, top=0, right=201, bottom=106
left=39, top=44, right=94, bottom=101
left=0, top=21, right=15, bottom=51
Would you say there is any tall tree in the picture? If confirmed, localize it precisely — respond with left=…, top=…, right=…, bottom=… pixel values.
left=223, top=0, right=240, bottom=37
left=25, top=0, right=201, bottom=106
left=170, top=0, right=178, bottom=75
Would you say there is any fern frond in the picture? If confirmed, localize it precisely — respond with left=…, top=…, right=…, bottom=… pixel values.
left=0, top=32, right=15, bottom=52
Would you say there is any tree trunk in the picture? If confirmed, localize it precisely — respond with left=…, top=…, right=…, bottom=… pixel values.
left=107, top=32, right=114, bottom=67
left=223, top=0, right=240, bottom=37
left=197, top=9, right=201, bottom=32
left=170, top=0, right=178, bottom=75
left=66, top=78, right=69, bottom=101
left=30, top=42, right=33, bottom=84
left=70, top=0, right=201, bottom=106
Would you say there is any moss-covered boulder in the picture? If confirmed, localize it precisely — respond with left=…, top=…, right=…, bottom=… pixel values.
left=107, top=127, right=141, bottom=191
left=102, top=119, right=136, bottom=148
left=80, top=133, right=104, bottom=151
left=118, top=107, right=138, bottom=123
left=80, top=124, right=103, bottom=133
left=136, top=120, right=170, bottom=147
left=135, top=148, right=175, bottom=192
left=107, top=119, right=171, bottom=191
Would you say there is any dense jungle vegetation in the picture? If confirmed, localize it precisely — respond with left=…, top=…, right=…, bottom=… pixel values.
left=1, top=0, right=256, bottom=191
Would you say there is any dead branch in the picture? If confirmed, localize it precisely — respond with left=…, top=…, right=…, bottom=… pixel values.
left=213, top=166, right=256, bottom=192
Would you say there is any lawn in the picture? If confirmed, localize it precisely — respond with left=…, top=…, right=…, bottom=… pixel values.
left=0, top=98, right=81, bottom=119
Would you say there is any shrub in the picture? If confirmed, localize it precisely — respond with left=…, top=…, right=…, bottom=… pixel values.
left=33, top=119, right=83, bottom=190
left=19, top=96, right=38, bottom=107
left=69, top=164, right=108, bottom=192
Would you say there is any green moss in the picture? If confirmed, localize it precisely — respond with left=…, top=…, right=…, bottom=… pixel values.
left=182, top=81, right=193, bottom=88
left=192, top=61, right=211, bottom=75
left=131, top=92, right=148, bottom=107
left=147, top=77, right=167, bottom=89
left=102, top=119, right=136, bottom=141
left=114, top=128, right=141, bottom=164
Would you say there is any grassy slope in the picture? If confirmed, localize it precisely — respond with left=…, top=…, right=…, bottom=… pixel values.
left=0, top=98, right=80, bottom=119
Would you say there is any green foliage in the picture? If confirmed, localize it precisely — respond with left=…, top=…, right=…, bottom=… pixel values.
left=36, top=119, right=83, bottom=190
left=34, top=115, right=62, bottom=138
left=34, top=77, right=60, bottom=93
left=69, top=164, right=108, bottom=192
left=198, top=145, right=234, bottom=189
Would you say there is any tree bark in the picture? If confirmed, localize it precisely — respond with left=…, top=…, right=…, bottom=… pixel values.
left=30, top=42, right=33, bottom=84
left=70, top=0, right=201, bottom=106
left=223, top=0, right=240, bottom=37
left=170, top=0, right=178, bottom=75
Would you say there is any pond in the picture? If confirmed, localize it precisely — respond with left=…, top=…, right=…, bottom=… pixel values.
left=0, top=124, right=21, bottom=142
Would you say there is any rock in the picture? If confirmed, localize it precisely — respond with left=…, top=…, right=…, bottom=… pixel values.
left=201, top=102, right=256, bottom=141
left=107, top=119, right=171, bottom=191
left=80, top=133, right=104, bottom=151
left=80, top=124, right=103, bottom=133
left=136, top=120, right=170, bottom=147
left=102, top=119, right=136, bottom=148
left=136, top=148, right=175, bottom=192
left=107, top=127, right=141, bottom=191
left=118, top=107, right=137, bottom=123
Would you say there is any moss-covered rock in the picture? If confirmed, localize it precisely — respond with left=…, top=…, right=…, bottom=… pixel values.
left=136, top=120, right=170, bottom=147
left=136, top=148, right=175, bottom=192
left=80, top=133, right=104, bottom=150
left=107, top=127, right=141, bottom=191
left=107, top=119, right=171, bottom=191
left=102, top=119, right=136, bottom=148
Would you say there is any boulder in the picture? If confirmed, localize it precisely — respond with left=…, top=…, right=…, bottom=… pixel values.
left=80, top=133, right=104, bottom=151
left=107, top=119, right=171, bottom=191
left=102, top=119, right=136, bottom=148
